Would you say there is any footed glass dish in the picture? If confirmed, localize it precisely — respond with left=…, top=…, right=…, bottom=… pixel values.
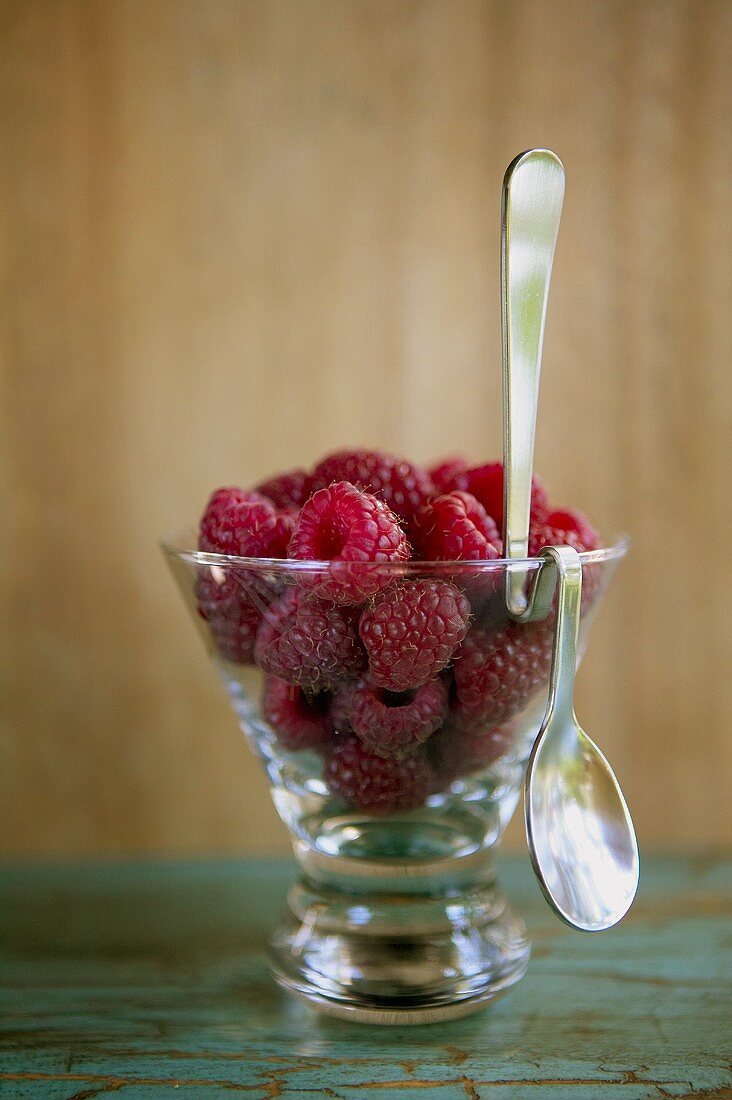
left=162, top=533, right=627, bottom=1023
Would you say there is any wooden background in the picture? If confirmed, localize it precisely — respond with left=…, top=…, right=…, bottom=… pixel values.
left=1, top=0, right=730, bottom=858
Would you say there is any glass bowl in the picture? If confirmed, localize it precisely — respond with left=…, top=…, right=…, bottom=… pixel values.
left=162, top=532, right=627, bottom=1023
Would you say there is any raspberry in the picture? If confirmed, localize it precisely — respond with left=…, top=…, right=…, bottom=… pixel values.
left=199, top=487, right=282, bottom=557
left=313, top=449, right=434, bottom=528
left=329, top=688, right=354, bottom=735
left=269, top=509, right=298, bottom=557
left=254, top=586, right=366, bottom=690
left=255, top=468, right=314, bottom=510
left=452, top=620, right=553, bottom=728
left=288, top=481, right=410, bottom=604
left=528, top=507, right=600, bottom=555
left=412, top=491, right=502, bottom=561
left=429, top=720, right=516, bottom=785
left=196, top=567, right=272, bottom=664
left=261, top=676, right=331, bottom=751
left=203, top=486, right=270, bottom=514
left=197, top=488, right=292, bottom=658
left=528, top=508, right=602, bottom=609
left=441, top=462, right=548, bottom=528
left=359, top=580, right=471, bottom=691
left=428, top=456, right=470, bottom=495
left=324, top=735, right=432, bottom=813
left=338, top=676, right=448, bottom=757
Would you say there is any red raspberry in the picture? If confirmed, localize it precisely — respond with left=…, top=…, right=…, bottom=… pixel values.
left=442, top=462, right=548, bottom=529
left=428, top=456, right=471, bottom=495
left=359, top=580, right=471, bottom=691
left=329, top=688, right=355, bottom=735
left=255, top=468, right=314, bottom=510
left=528, top=507, right=600, bottom=555
left=528, top=507, right=602, bottom=609
left=254, top=587, right=366, bottom=690
left=338, top=676, right=448, bottom=757
left=429, top=720, right=516, bottom=785
left=412, top=491, right=502, bottom=561
left=313, top=449, right=434, bottom=527
left=324, top=735, right=432, bottom=813
left=269, top=509, right=298, bottom=557
left=197, top=488, right=292, bottom=658
left=203, top=486, right=270, bottom=513
left=262, top=676, right=331, bottom=751
left=196, top=570, right=264, bottom=664
left=452, top=620, right=553, bottom=728
left=288, top=481, right=410, bottom=604
left=199, top=487, right=282, bottom=557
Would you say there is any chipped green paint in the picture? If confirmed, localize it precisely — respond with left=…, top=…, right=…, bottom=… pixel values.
left=0, top=856, right=730, bottom=1099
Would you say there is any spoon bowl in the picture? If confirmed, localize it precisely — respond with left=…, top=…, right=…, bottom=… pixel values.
left=526, top=722, right=639, bottom=931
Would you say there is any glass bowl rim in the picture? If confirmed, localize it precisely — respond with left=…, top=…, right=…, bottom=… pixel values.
left=160, top=529, right=630, bottom=572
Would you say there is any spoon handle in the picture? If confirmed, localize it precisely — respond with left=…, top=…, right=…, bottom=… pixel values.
left=540, top=545, right=583, bottom=729
left=501, top=149, right=565, bottom=617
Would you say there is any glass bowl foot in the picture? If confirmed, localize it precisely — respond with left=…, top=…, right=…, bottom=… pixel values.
left=268, top=864, right=530, bottom=1025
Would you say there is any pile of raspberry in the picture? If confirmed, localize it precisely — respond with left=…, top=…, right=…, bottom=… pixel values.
left=196, top=448, right=601, bottom=814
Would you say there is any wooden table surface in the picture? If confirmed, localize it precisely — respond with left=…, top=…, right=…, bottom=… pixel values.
left=1, top=855, right=730, bottom=1099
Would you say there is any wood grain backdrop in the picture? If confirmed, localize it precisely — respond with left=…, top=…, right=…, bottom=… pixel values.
left=1, top=0, right=730, bottom=857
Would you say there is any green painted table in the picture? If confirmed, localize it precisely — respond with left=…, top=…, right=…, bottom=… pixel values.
left=0, top=856, right=730, bottom=1099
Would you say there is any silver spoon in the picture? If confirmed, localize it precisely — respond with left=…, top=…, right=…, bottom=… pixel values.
left=524, top=546, right=639, bottom=930
left=500, top=149, right=639, bottom=929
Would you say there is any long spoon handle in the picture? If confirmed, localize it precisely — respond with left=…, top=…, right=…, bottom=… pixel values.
left=502, top=149, right=565, bottom=617
left=540, top=545, right=582, bottom=730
